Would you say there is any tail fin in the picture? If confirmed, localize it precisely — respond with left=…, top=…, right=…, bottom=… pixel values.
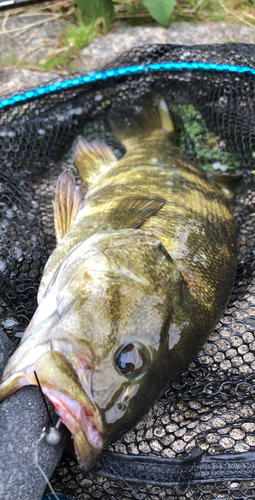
left=107, top=90, right=174, bottom=150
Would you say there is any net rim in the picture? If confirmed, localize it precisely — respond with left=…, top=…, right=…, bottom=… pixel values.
left=1, top=58, right=255, bottom=110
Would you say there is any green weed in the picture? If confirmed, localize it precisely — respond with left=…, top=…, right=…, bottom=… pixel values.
left=2, top=0, right=255, bottom=73
left=41, top=16, right=103, bottom=72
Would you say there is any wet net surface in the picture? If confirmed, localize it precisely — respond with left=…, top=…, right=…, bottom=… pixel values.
left=1, top=43, right=255, bottom=499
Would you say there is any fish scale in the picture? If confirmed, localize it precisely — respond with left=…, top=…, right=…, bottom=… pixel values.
left=76, top=131, right=236, bottom=311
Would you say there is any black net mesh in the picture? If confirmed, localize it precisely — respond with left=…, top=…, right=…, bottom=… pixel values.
left=2, top=43, right=255, bottom=499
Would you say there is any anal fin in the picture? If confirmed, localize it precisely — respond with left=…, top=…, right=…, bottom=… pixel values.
left=73, top=136, right=117, bottom=188
left=99, top=196, right=166, bottom=230
left=53, top=169, right=84, bottom=243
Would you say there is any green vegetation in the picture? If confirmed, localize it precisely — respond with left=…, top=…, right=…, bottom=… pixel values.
left=1, top=0, right=255, bottom=72
left=171, top=104, right=242, bottom=174
left=73, top=0, right=176, bottom=28
left=42, top=15, right=103, bottom=72
left=130, top=0, right=175, bottom=27
left=71, top=0, right=255, bottom=29
left=171, top=0, right=255, bottom=24
left=75, top=0, right=115, bottom=27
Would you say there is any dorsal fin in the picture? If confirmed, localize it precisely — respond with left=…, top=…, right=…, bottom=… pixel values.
left=73, top=136, right=117, bottom=189
left=98, top=195, right=166, bottom=230
left=53, top=169, right=84, bottom=243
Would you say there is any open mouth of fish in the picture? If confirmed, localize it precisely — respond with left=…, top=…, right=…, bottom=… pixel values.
left=31, top=351, right=103, bottom=468
left=0, top=350, right=103, bottom=469
left=42, top=385, right=103, bottom=467
left=43, top=387, right=101, bottom=444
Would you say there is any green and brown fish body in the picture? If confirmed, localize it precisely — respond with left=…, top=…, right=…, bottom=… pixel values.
left=0, top=92, right=236, bottom=470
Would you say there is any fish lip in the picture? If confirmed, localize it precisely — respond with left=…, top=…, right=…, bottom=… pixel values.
left=0, top=349, right=104, bottom=469
left=42, top=385, right=103, bottom=452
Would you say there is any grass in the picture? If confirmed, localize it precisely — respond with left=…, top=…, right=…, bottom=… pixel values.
left=41, top=15, right=104, bottom=72
left=0, top=0, right=255, bottom=73
left=114, top=0, right=255, bottom=26
left=172, top=0, right=255, bottom=25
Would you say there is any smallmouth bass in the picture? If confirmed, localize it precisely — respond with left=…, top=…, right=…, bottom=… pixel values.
left=0, top=92, right=237, bottom=470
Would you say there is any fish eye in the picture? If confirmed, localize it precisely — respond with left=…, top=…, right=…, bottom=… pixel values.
left=115, top=342, right=151, bottom=379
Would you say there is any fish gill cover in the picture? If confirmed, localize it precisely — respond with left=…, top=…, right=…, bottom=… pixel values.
left=1, top=43, right=255, bottom=499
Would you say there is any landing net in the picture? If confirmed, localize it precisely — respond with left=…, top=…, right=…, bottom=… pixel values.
left=1, top=43, right=255, bottom=500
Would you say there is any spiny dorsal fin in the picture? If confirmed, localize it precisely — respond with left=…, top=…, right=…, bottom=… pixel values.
left=99, top=195, right=166, bottom=230
left=107, top=90, right=174, bottom=151
left=53, top=169, right=84, bottom=243
left=73, top=136, right=117, bottom=188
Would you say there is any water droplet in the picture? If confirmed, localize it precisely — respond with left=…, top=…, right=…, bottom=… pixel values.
left=15, top=331, right=24, bottom=339
left=13, top=247, right=22, bottom=259
left=0, top=260, right=6, bottom=272
left=2, top=318, right=18, bottom=329
left=0, top=219, right=8, bottom=231
left=27, top=212, right=35, bottom=221
left=212, top=161, right=221, bottom=170
left=220, top=164, right=229, bottom=172
left=73, top=106, right=83, bottom=114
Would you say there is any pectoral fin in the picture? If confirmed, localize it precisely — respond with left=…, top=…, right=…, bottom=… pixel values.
left=100, top=195, right=166, bottom=230
left=53, top=169, right=84, bottom=242
left=73, top=136, right=117, bottom=188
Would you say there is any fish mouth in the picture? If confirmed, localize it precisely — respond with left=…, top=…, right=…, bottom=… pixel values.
left=0, top=350, right=103, bottom=469
left=32, top=351, right=104, bottom=469
left=42, top=386, right=103, bottom=469
left=32, top=351, right=104, bottom=470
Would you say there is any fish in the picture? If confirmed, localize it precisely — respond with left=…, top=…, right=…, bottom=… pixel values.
left=0, top=91, right=237, bottom=470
